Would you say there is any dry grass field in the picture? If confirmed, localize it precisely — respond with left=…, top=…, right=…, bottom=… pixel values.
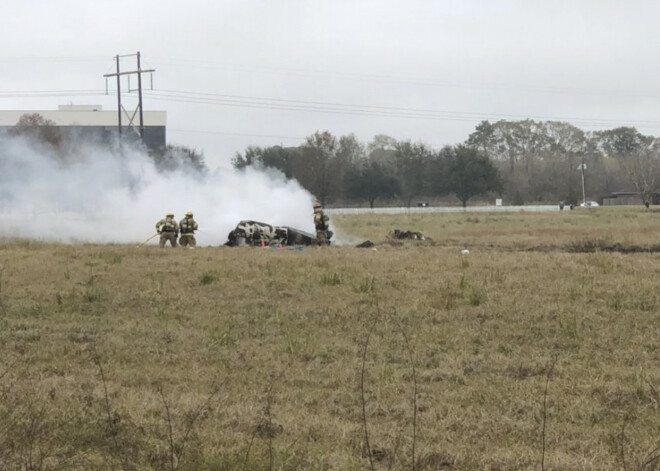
left=2, top=207, right=660, bottom=470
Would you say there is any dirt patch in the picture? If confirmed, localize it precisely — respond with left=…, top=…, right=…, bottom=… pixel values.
left=561, top=240, right=660, bottom=254
left=435, top=240, right=660, bottom=254
left=515, top=241, right=660, bottom=254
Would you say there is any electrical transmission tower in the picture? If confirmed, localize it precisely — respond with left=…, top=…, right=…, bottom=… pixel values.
left=103, top=52, right=155, bottom=140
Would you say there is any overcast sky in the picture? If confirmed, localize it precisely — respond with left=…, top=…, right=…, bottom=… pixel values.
left=1, top=0, right=659, bottom=169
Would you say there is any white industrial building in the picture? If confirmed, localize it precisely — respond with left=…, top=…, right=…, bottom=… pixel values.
left=0, top=105, right=167, bottom=151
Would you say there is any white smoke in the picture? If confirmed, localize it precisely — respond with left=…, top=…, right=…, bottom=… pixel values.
left=0, top=136, right=317, bottom=246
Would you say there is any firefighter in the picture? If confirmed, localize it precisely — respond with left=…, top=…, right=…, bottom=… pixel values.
left=179, top=211, right=198, bottom=248
left=313, top=201, right=330, bottom=246
left=155, top=212, right=179, bottom=248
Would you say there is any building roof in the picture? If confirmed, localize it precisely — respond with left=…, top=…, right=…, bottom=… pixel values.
left=0, top=106, right=166, bottom=127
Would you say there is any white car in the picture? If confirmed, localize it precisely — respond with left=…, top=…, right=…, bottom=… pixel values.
left=580, top=201, right=599, bottom=207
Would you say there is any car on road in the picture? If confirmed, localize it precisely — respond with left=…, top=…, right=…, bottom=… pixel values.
left=580, top=201, right=600, bottom=208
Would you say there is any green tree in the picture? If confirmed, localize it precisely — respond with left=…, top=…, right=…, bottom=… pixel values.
left=232, top=145, right=297, bottom=178
left=466, top=120, right=497, bottom=154
left=345, top=160, right=399, bottom=208
left=261, top=146, right=298, bottom=178
left=153, top=144, right=208, bottom=175
left=595, top=127, right=652, bottom=156
left=393, top=141, right=434, bottom=207
left=334, top=134, right=366, bottom=199
left=293, top=131, right=341, bottom=205
left=337, top=134, right=366, bottom=166
left=367, top=134, right=397, bottom=164
left=444, top=145, right=502, bottom=207
left=232, top=145, right=261, bottom=169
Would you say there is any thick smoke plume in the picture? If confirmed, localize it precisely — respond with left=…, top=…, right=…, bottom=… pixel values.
left=0, top=136, right=316, bottom=246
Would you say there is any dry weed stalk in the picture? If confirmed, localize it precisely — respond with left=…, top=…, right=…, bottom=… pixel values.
left=241, top=378, right=279, bottom=471
left=619, top=417, right=628, bottom=471
left=0, top=265, right=5, bottom=316
left=540, top=354, right=558, bottom=471
left=392, top=312, right=419, bottom=471
left=93, top=354, right=128, bottom=471
left=266, top=385, right=274, bottom=471
left=644, top=376, right=660, bottom=408
left=639, top=447, right=660, bottom=471
left=360, top=294, right=420, bottom=471
left=0, top=356, right=20, bottom=393
left=360, top=315, right=379, bottom=471
left=0, top=358, right=81, bottom=471
left=157, top=385, right=176, bottom=471
left=239, top=430, right=257, bottom=471
left=157, top=382, right=221, bottom=471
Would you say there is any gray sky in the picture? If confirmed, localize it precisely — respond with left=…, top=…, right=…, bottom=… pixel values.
left=2, top=0, right=659, bottom=169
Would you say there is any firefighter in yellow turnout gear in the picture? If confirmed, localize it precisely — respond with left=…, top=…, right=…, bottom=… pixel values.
left=155, top=212, right=179, bottom=248
left=313, top=201, right=330, bottom=246
left=179, top=211, right=199, bottom=248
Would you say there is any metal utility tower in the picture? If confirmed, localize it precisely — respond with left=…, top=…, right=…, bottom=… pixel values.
left=103, top=52, right=155, bottom=140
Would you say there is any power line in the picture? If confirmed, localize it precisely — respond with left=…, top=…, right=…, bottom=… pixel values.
left=138, top=88, right=660, bottom=128
left=142, top=91, right=485, bottom=122
left=154, top=88, right=493, bottom=117
left=0, top=56, right=108, bottom=63
left=169, top=128, right=304, bottom=140
left=148, top=56, right=660, bottom=101
left=0, top=85, right=658, bottom=131
left=162, top=88, right=660, bottom=124
left=0, top=54, right=657, bottom=101
left=0, top=89, right=105, bottom=97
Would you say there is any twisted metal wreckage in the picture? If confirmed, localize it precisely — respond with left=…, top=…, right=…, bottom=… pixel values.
left=224, top=220, right=333, bottom=247
left=224, top=222, right=429, bottom=248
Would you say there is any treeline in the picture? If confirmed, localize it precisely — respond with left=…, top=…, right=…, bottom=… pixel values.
left=234, top=121, right=660, bottom=206
left=10, top=113, right=660, bottom=206
left=233, top=132, right=501, bottom=207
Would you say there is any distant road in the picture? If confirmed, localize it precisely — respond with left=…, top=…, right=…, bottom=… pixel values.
left=327, top=205, right=559, bottom=215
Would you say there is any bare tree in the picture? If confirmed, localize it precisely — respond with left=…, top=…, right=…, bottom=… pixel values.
left=618, top=148, right=660, bottom=203
left=10, top=113, right=62, bottom=150
left=595, top=127, right=659, bottom=203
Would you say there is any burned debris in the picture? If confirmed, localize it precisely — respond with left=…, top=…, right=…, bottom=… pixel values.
left=388, top=229, right=428, bottom=241
left=225, top=220, right=332, bottom=247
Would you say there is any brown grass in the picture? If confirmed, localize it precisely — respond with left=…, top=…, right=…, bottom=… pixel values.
left=334, top=206, right=660, bottom=249
left=2, top=208, right=660, bottom=469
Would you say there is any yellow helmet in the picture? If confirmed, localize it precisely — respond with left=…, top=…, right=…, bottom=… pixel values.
left=185, top=211, right=193, bottom=217
left=166, top=212, right=174, bottom=217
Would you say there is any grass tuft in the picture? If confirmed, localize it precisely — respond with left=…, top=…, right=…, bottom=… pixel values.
left=320, top=272, right=342, bottom=286
left=467, top=286, right=487, bottom=306
left=200, top=271, right=217, bottom=285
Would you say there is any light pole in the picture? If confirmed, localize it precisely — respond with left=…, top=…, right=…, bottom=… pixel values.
left=577, top=161, right=587, bottom=207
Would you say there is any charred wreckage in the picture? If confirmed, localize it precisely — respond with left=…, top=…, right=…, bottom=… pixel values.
left=225, top=220, right=333, bottom=247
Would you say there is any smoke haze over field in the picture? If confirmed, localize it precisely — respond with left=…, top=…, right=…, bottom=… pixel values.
left=0, top=136, right=316, bottom=245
